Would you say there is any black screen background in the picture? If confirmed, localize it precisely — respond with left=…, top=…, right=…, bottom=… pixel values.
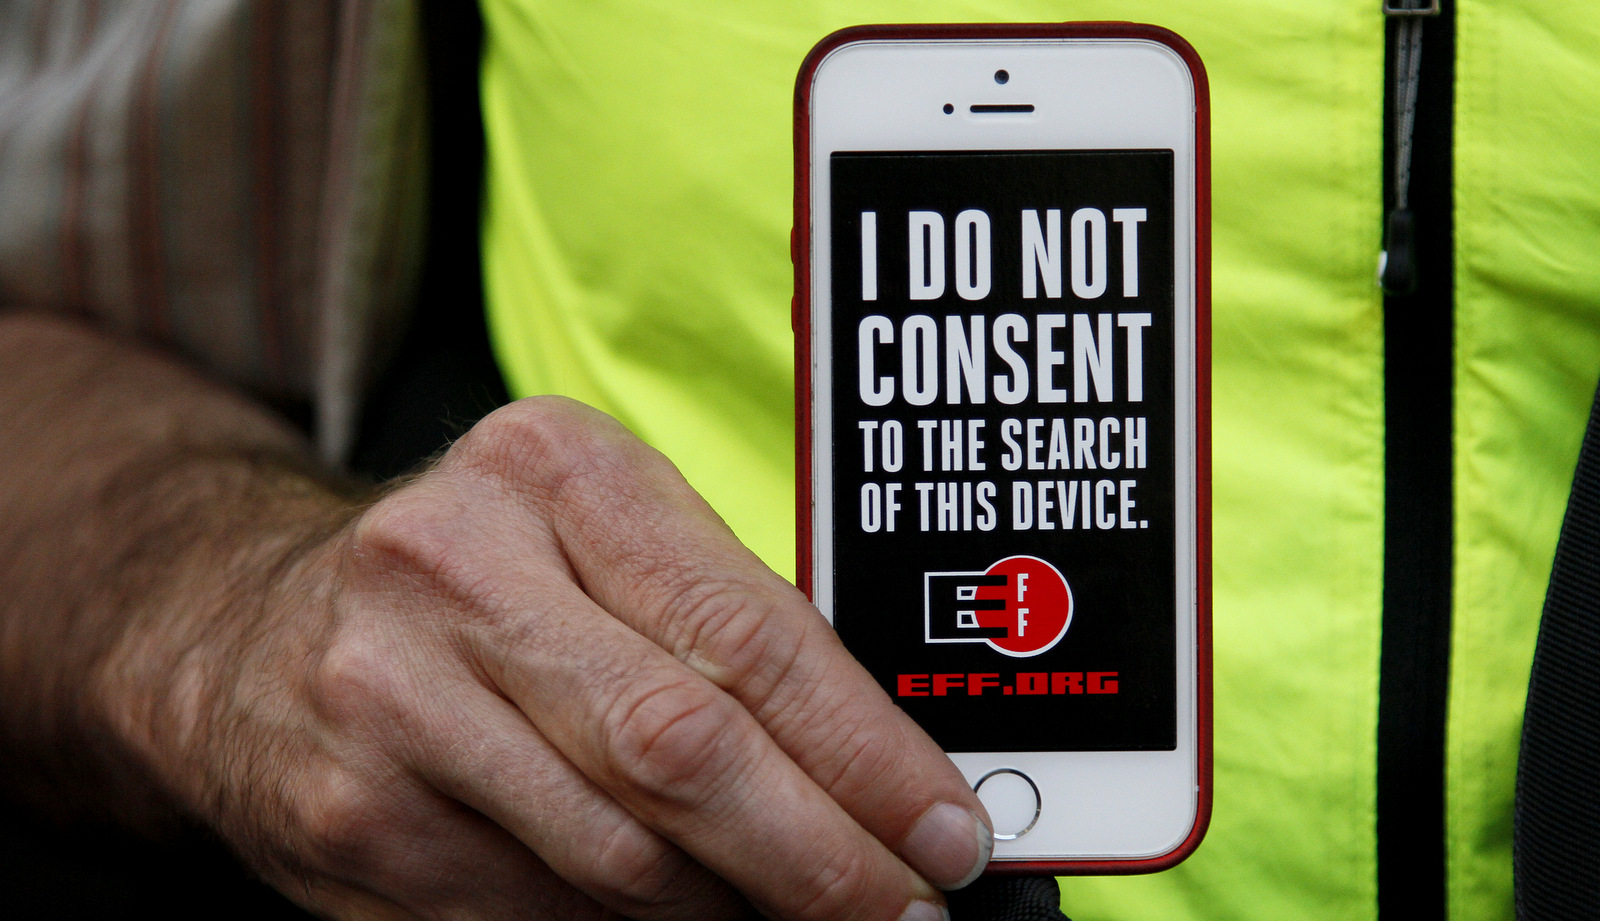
left=828, top=150, right=1178, bottom=752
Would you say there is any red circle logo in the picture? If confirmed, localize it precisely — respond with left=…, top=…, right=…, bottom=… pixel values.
left=974, top=555, right=1073, bottom=657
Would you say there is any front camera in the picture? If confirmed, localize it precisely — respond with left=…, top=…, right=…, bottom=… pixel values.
left=994, top=69, right=1010, bottom=85
left=943, top=103, right=954, bottom=114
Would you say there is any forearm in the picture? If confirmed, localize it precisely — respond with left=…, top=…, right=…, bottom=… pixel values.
left=0, top=312, right=989, bottom=921
left=0, top=311, right=358, bottom=830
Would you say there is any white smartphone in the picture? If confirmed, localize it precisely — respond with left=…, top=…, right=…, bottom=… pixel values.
left=794, top=23, right=1211, bottom=874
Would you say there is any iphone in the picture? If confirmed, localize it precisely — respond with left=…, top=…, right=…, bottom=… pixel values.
left=795, top=23, right=1211, bottom=873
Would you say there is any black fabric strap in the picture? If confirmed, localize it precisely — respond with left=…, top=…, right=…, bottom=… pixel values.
left=1514, top=379, right=1600, bottom=917
left=948, top=877, right=1070, bottom=921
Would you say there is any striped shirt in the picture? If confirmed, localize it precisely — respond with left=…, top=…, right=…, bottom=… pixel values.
left=0, top=0, right=426, bottom=463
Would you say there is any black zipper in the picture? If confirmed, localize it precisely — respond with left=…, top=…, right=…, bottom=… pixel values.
left=1376, top=1, right=1454, bottom=919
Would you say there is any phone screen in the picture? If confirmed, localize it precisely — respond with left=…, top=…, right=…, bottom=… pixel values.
left=828, top=148, right=1178, bottom=754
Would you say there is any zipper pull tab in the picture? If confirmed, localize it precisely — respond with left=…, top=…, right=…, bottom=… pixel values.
left=1379, top=0, right=1439, bottom=296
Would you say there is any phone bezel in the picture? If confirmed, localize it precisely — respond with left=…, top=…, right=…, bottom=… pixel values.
left=793, top=23, right=1212, bottom=875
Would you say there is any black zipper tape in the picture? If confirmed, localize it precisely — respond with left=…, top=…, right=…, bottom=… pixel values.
left=1376, top=1, right=1454, bottom=919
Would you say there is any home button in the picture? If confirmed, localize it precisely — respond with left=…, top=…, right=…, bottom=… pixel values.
left=973, top=769, right=1041, bottom=840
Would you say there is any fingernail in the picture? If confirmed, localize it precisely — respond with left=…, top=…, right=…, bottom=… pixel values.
left=898, top=899, right=950, bottom=921
left=902, top=802, right=994, bottom=890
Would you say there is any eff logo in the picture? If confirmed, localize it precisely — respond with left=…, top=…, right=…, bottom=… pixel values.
left=923, top=555, right=1073, bottom=657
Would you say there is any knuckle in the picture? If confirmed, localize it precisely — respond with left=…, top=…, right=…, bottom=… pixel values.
left=454, top=398, right=578, bottom=473
left=346, top=491, right=464, bottom=590
left=294, top=772, right=402, bottom=879
left=771, top=673, right=927, bottom=804
left=809, top=718, right=903, bottom=797
left=654, top=577, right=797, bottom=679
left=290, top=771, right=472, bottom=903
left=306, top=636, right=404, bottom=730
left=344, top=488, right=509, bottom=619
left=602, top=676, right=748, bottom=804
left=288, top=772, right=525, bottom=914
left=786, top=846, right=879, bottom=921
left=573, top=820, right=716, bottom=916
left=452, top=396, right=653, bottom=498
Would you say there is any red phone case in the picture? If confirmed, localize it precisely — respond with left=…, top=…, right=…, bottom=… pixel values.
left=793, top=22, right=1211, bottom=875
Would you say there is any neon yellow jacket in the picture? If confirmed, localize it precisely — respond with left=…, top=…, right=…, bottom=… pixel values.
left=478, top=2, right=1600, bottom=917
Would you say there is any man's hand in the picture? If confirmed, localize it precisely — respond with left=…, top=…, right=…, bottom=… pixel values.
left=0, top=315, right=992, bottom=921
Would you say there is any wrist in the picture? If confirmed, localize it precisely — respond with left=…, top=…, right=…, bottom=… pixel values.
left=79, top=448, right=360, bottom=832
